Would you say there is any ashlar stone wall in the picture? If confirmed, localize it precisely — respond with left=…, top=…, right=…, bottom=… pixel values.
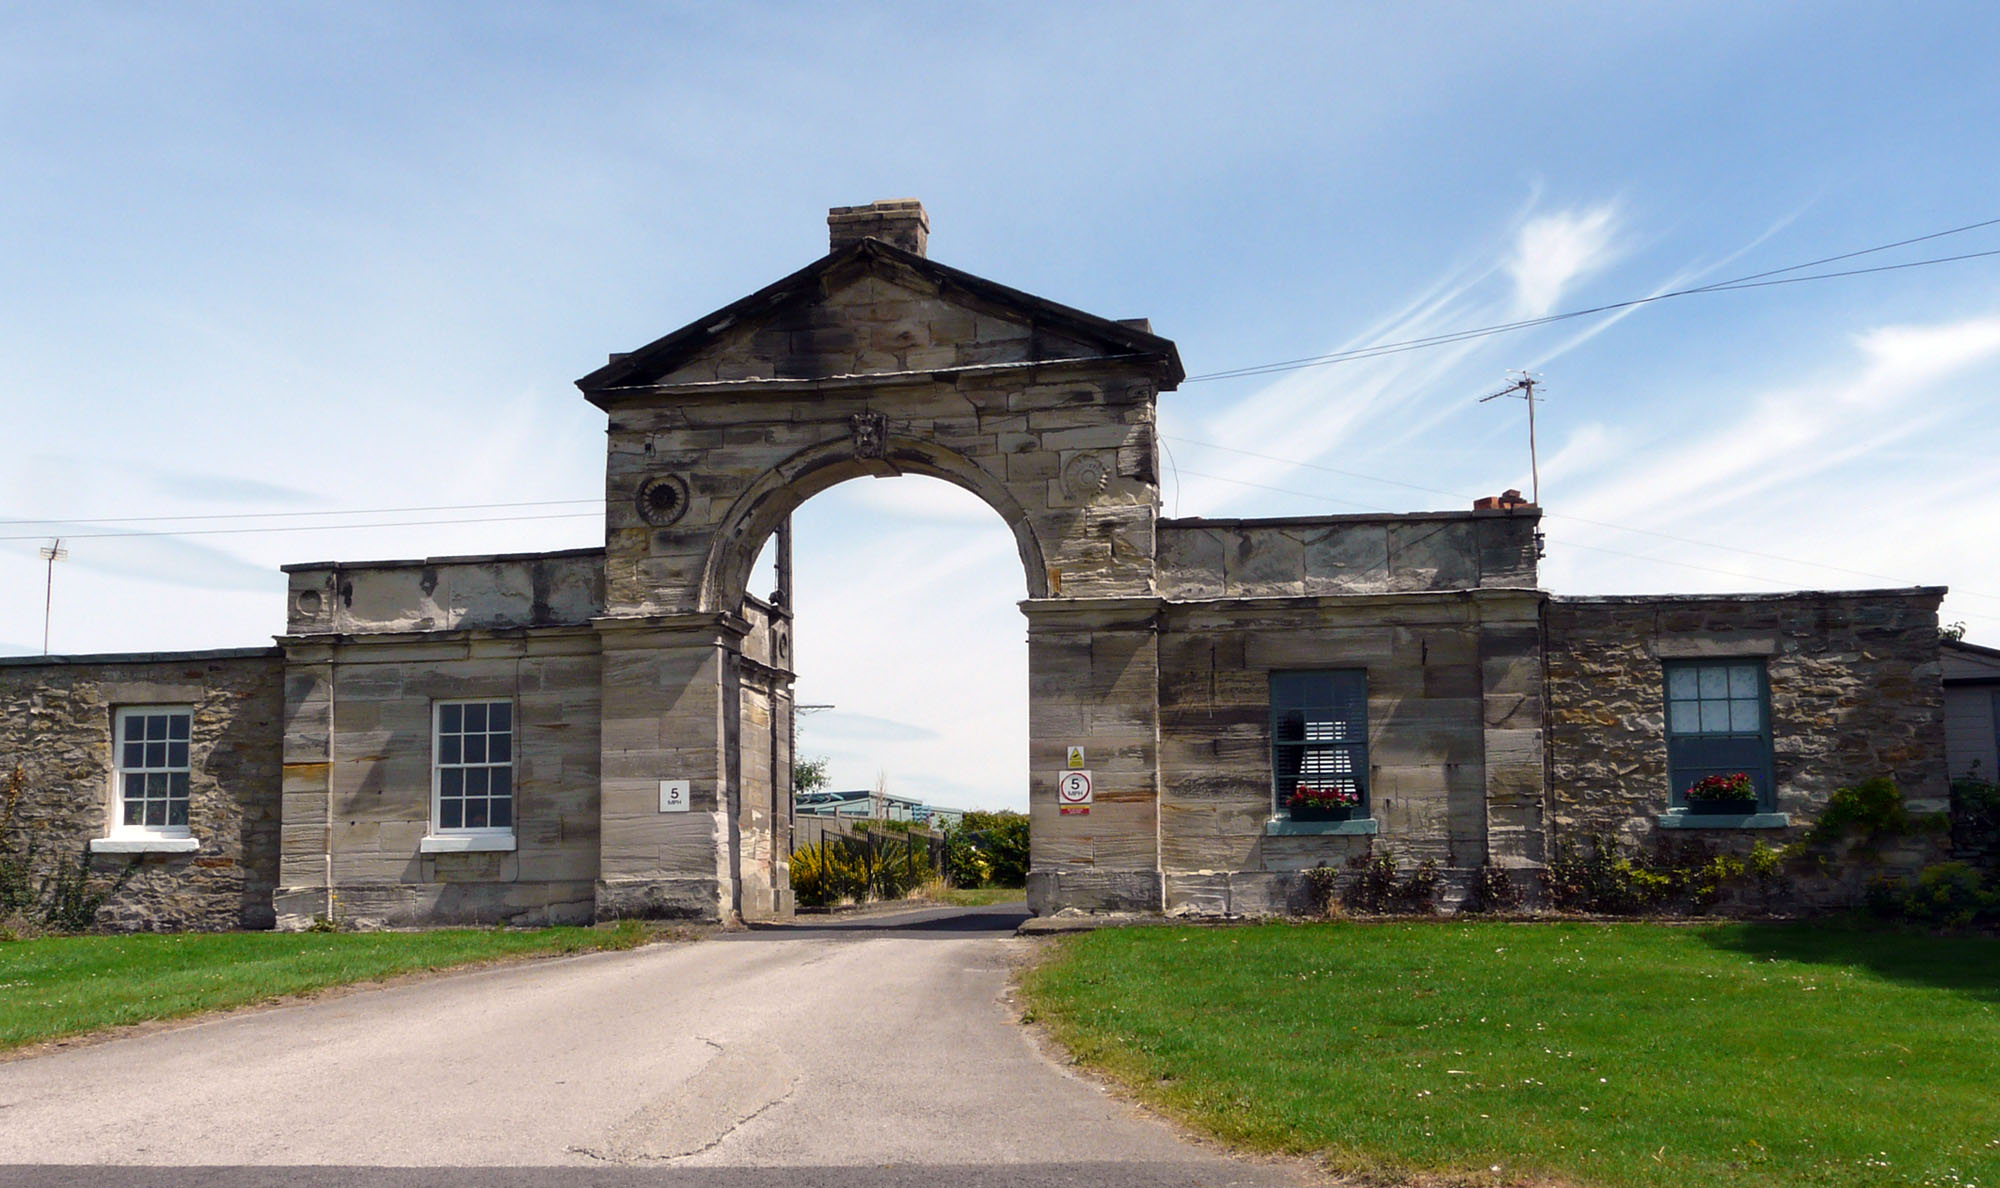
left=1152, top=587, right=1544, bottom=916
left=1157, top=510, right=1539, bottom=599
left=0, top=649, right=283, bottom=930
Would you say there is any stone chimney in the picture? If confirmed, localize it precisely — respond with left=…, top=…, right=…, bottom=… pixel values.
left=1473, top=488, right=1533, bottom=510
left=828, top=199, right=929, bottom=257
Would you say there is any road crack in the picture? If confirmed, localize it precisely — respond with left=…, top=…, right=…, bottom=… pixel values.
left=568, top=1037, right=798, bottom=1164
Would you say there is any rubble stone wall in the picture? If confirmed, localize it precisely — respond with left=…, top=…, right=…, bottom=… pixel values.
left=1546, top=591, right=1950, bottom=873
left=0, top=649, right=283, bottom=930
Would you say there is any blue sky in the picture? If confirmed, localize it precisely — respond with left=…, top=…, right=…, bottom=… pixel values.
left=6, top=3, right=1999, bottom=811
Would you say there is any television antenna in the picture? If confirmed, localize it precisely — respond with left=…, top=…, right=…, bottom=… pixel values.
left=39, top=538, right=67, bottom=654
left=1478, top=372, right=1544, bottom=506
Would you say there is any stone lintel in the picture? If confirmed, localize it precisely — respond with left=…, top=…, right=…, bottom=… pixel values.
left=1648, top=633, right=1781, bottom=659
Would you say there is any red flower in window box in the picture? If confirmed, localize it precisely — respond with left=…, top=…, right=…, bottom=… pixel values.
left=1688, top=773, right=1757, bottom=802
left=1685, top=772, right=1758, bottom=814
left=1288, top=784, right=1362, bottom=810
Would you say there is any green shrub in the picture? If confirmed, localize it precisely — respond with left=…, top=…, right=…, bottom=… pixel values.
left=1807, top=775, right=1912, bottom=847
left=1302, top=863, right=1342, bottom=914
left=1868, top=861, right=2000, bottom=931
left=1459, top=859, right=1523, bottom=914
left=0, top=766, right=133, bottom=933
left=1950, top=772, right=2000, bottom=871
left=947, top=811, right=1029, bottom=888
left=1339, top=849, right=1440, bottom=915
left=1542, top=835, right=1755, bottom=915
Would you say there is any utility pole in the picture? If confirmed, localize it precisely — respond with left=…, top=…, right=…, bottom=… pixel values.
left=1479, top=372, right=1543, bottom=505
left=39, top=538, right=67, bottom=655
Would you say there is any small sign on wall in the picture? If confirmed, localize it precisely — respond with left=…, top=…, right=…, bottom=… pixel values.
left=1058, top=769, right=1093, bottom=816
left=1066, top=745, right=1086, bottom=769
left=659, top=780, right=691, bottom=813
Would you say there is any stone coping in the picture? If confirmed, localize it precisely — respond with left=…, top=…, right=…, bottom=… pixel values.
left=280, top=546, right=603, bottom=574
left=1160, top=508, right=1540, bottom=528
left=0, top=647, right=282, bottom=669
left=1553, top=586, right=1944, bottom=605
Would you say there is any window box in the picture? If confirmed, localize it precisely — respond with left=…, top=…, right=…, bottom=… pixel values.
left=1288, top=803, right=1360, bottom=823
left=1686, top=796, right=1759, bottom=816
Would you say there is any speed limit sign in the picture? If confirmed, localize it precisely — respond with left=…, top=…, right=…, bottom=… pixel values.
left=1057, top=769, right=1093, bottom=815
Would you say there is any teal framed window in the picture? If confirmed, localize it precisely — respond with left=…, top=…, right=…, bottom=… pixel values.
left=1270, top=670, right=1369, bottom=818
left=1664, top=660, right=1773, bottom=808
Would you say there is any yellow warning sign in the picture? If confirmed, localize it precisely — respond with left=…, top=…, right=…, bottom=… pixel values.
left=1066, top=745, right=1086, bottom=769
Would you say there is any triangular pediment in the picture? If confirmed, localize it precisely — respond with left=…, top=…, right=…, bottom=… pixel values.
left=576, top=238, right=1182, bottom=406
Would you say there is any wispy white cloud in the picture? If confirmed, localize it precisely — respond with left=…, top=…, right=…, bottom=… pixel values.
left=1563, top=314, right=2000, bottom=532
left=1509, top=205, right=1621, bottom=317
left=1169, top=202, right=1629, bottom=516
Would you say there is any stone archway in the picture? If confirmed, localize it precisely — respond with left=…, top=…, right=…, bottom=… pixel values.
left=574, top=201, right=1184, bottom=921
left=698, top=425, right=1052, bottom=616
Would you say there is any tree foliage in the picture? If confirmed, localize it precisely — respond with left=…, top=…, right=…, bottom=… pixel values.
left=792, top=755, right=829, bottom=797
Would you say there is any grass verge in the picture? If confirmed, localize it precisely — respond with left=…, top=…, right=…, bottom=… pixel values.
left=1020, top=920, right=2000, bottom=1188
left=0, top=920, right=658, bottom=1051
left=919, top=885, right=1028, bottom=907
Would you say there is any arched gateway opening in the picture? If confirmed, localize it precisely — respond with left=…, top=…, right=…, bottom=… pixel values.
left=575, top=201, right=1186, bottom=921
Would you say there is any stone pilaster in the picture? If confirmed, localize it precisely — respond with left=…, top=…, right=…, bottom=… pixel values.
left=592, top=613, right=748, bottom=921
left=1022, top=597, right=1165, bottom=914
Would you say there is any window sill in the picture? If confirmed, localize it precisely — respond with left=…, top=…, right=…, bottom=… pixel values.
left=1657, top=810, right=1791, bottom=830
left=1266, top=817, right=1379, bottom=837
left=89, top=836, right=199, bottom=854
left=419, top=833, right=517, bottom=854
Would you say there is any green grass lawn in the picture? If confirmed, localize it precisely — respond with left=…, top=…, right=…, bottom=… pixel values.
left=922, top=886, right=1028, bottom=907
left=0, top=921, right=656, bottom=1051
left=1021, top=921, right=2000, bottom=1188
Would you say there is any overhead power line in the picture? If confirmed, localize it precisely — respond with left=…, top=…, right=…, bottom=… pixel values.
left=1184, top=217, right=2000, bottom=383
left=1167, top=461, right=2000, bottom=617
left=0, top=511, right=600, bottom=543
left=0, top=497, right=601, bottom=529
left=1166, top=436, right=2000, bottom=606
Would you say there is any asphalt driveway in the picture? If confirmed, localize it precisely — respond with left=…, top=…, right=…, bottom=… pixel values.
left=0, top=905, right=1311, bottom=1187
